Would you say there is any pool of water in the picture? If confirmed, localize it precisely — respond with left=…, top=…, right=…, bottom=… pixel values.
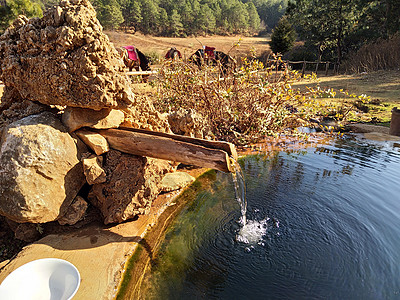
left=139, top=135, right=400, bottom=299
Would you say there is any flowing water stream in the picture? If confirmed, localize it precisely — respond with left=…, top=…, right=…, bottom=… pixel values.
left=137, top=135, right=400, bottom=299
left=232, top=159, right=271, bottom=246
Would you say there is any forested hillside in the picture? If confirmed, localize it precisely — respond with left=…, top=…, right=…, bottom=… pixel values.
left=0, top=0, right=287, bottom=36
left=90, top=0, right=287, bottom=36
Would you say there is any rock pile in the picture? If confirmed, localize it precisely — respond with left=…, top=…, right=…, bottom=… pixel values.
left=0, top=0, right=178, bottom=240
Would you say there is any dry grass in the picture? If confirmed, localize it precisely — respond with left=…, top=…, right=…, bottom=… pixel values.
left=106, top=31, right=270, bottom=60
left=343, top=34, right=400, bottom=73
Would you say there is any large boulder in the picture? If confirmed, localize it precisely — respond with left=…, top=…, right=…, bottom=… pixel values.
left=0, top=112, right=87, bottom=223
left=0, top=0, right=134, bottom=110
left=88, top=150, right=173, bottom=224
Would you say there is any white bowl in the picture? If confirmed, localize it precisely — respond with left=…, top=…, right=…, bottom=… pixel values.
left=0, top=258, right=80, bottom=300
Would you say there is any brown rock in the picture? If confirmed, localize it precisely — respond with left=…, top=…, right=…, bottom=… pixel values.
left=57, top=196, right=88, bottom=225
left=0, top=86, right=49, bottom=131
left=0, top=112, right=86, bottom=223
left=122, top=95, right=172, bottom=133
left=88, top=150, right=173, bottom=224
left=76, top=128, right=110, bottom=155
left=14, top=223, right=42, bottom=242
left=0, top=0, right=135, bottom=110
left=168, top=108, right=211, bottom=139
left=62, top=107, right=125, bottom=132
left=82, top=155, right=107, bottom=185
left=62, top=107, right=124, bottom=132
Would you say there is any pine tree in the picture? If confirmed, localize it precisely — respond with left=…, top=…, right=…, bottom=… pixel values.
left=140, top=0, right=159, bottom=34
left=246, top=2, right=260, bottom=32
left=270, top=16, right=296, bottom=54
left=0, top=0, right=42, bottom=33
left=169, top=9, right=183, bottom=36
left=287, top=0, right=360, bottom=63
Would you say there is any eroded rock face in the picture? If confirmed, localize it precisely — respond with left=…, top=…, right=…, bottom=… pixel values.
left=0, top=112, right=86, bottom=223
left=0, top=86, right=49, bottom=131
left=122, top=95, right=172, bottom=133
left=88, top=150, right=173, bottom=224
left=0, top=0, right=179, bottom=227
left=0, top=0, right=134, bottom=110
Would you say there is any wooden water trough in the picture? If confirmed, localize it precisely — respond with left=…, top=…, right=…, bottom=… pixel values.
left=95, top=127, right=237, bottom=173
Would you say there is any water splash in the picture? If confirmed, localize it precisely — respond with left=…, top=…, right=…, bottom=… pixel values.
left=237, top=219, right=268, bottom=244
left=231, top=159, right=273, bottom=246
left=231, top=159, right=247, bottom=225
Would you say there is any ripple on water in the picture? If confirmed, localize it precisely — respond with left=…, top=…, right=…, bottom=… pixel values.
left=137, top=137, right=400, bottom=300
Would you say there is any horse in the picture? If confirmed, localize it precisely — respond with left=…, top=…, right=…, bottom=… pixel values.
left=116, top=46, right=151, bottom=82
left=165, top=47, right=182, bottom=61
left=189, top=47, right=236, bottom=75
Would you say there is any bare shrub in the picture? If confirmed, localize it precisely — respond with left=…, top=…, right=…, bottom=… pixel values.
left=343, top=34, right=400, bottom=73
left=152, top=58, right=360, bottom=144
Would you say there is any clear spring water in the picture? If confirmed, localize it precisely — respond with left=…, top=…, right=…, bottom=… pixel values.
left=139, top=136, right=400, bottom=299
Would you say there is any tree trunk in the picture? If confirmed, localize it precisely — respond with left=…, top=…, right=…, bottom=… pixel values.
left=336, top=4, right=343, bottom=65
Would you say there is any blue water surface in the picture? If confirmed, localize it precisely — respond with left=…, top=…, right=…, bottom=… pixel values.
left=141, top=136, right=400, bottom=300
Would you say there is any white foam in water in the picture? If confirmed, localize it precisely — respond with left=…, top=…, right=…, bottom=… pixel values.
left=236, top=219, right=268, bottom=244
left=231, top=160, right=270, bottom=246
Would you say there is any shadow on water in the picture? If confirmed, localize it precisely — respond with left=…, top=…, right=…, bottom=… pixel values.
left=123, top=135, right=400, bottom=300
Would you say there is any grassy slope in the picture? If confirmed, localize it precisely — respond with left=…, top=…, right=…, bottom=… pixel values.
left=292, top=70, right=400, bottom=124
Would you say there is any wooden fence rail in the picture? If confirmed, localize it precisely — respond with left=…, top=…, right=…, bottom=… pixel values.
left=265, top=59, right=340, bottom=76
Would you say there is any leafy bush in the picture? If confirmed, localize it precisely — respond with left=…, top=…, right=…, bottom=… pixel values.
left=144, top=50, right=161, bottom=65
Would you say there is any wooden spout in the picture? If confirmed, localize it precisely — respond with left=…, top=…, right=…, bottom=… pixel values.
left=95, top=127, right=236, bottom=173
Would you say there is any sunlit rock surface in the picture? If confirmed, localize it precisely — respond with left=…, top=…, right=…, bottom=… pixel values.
left=88, top=150, right=173, bottom=224
left=0, top=0, right=134, bottom=110
left=0, top=112, right=86, bottom=223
